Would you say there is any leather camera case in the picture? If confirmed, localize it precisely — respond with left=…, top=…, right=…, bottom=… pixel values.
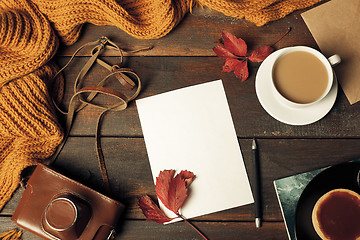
left=11, top=164, right=124, bottom=240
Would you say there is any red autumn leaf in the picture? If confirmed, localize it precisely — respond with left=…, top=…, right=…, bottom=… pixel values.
left=138, top=195, right=173, bottom=223
left=222, top=58, right=240, bottom=72
left=178, top=170, right=195, bottom=187
left=222, top=31, right=247, bottom=57
left=155, top=169, right=175, bottom=211
left=155, top=170, right=194, bottom=214
left=138, top=170, right=207, bottom=239
left=234, top=60, right=249, bottom=82
left=168, top=175, right=188, bottom=213
left=213, top=43, right=238, bottom=59
left=248, top=45, right=274, bottom=62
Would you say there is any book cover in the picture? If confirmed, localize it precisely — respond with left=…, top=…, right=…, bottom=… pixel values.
left=274, top=159, right=360, bottom=240
left=273, top=167, right=327, bottom=240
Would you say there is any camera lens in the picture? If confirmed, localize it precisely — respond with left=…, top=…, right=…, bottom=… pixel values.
left=44, top=197, right=78, bottom=231
left=43, top=194, right=91, bottom=239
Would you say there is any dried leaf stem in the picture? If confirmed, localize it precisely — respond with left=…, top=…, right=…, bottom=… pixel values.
left=270, top=27, right=292, bottom=47
left=178, top=214, right=209, bottom=240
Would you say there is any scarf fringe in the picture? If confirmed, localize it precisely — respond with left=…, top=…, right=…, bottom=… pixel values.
left=0, top=229, right=22, bottom=240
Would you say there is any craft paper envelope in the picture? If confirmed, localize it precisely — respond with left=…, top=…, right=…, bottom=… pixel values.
left=136, top=80, right=254, bottom=221
left=301, top=0, right=360, bottom=104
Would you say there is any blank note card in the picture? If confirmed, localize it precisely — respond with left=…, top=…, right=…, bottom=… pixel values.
left=136, top=80, right=253, bottom=221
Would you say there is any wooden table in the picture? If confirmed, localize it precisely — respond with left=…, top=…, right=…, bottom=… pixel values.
left=2, top=5, right=360, bottom=240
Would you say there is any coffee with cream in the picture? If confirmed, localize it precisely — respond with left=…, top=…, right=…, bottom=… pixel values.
left=312, top=189, right=360, bottom=240
left=272, top=51, right=329, bottom=104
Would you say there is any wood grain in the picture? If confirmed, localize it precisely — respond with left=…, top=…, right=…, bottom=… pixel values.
left=56, top=8, right=317, bottom=57
left=3, top=139, right=360, bottom=222
left=1, top=3, right=358, bottom=240
left=0, top=217, right=287, bottom=240
left=54, top=56, right=359, bottom=138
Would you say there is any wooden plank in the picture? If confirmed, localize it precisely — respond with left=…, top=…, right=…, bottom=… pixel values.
left=54, top=56, right=359, bottom=138
left=117, top=221, right=288, bottom=240
left=3, top=138, right=360, bottom=223
left=0, top=217, right=286, bottom=240
left=0, top=218, right=41, bottom=240
left=56, top=7, right=317, bottom=57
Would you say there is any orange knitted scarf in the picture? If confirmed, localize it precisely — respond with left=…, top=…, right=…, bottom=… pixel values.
left=0, top=0, right=322, bottom=214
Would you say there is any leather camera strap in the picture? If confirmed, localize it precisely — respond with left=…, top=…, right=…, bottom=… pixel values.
left=49, top=37, right=142, bottom=193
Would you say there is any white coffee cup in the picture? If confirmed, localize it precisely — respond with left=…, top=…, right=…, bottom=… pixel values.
left=269, top=46, right=340, bottom=108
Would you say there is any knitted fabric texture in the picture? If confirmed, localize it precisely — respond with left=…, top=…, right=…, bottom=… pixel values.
left=0, top=0, right=322, bottom=210
left=31, top=0, right=324, bottom=44
left=0, top=0, right=63, bottom=210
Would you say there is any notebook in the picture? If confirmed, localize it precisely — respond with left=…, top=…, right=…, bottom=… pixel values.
left=273, top=167, right=327, bottom=240
left=136, top=80, right=254, bottom=222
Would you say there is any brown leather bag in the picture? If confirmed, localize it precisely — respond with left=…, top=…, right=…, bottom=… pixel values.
left=11, top=164, right=124, bottom=240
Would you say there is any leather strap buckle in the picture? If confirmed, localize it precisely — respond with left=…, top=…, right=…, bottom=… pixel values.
left=107, top=229, right=117, bottom=240
left=98, top=36, right=109, bottom=45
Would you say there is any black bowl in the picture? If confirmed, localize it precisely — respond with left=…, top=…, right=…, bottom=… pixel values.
left=294, top=160, right=360, bottom=240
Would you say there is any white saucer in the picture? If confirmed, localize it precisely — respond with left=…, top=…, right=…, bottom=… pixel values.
left=255, top=48, right=338, bottom=126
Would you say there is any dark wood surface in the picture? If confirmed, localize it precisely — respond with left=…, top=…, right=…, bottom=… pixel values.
left=1, top=5, right=359, bottom=240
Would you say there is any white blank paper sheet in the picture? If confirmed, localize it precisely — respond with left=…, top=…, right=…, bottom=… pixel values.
left=136, top=80, right=253, bottom=221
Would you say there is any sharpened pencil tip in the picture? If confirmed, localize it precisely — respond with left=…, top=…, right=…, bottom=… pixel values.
left=252, top=138, right=257, bottom=150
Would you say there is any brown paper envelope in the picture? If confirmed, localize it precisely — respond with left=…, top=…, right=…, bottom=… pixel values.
left=301, top=0, right=360, bottom=104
